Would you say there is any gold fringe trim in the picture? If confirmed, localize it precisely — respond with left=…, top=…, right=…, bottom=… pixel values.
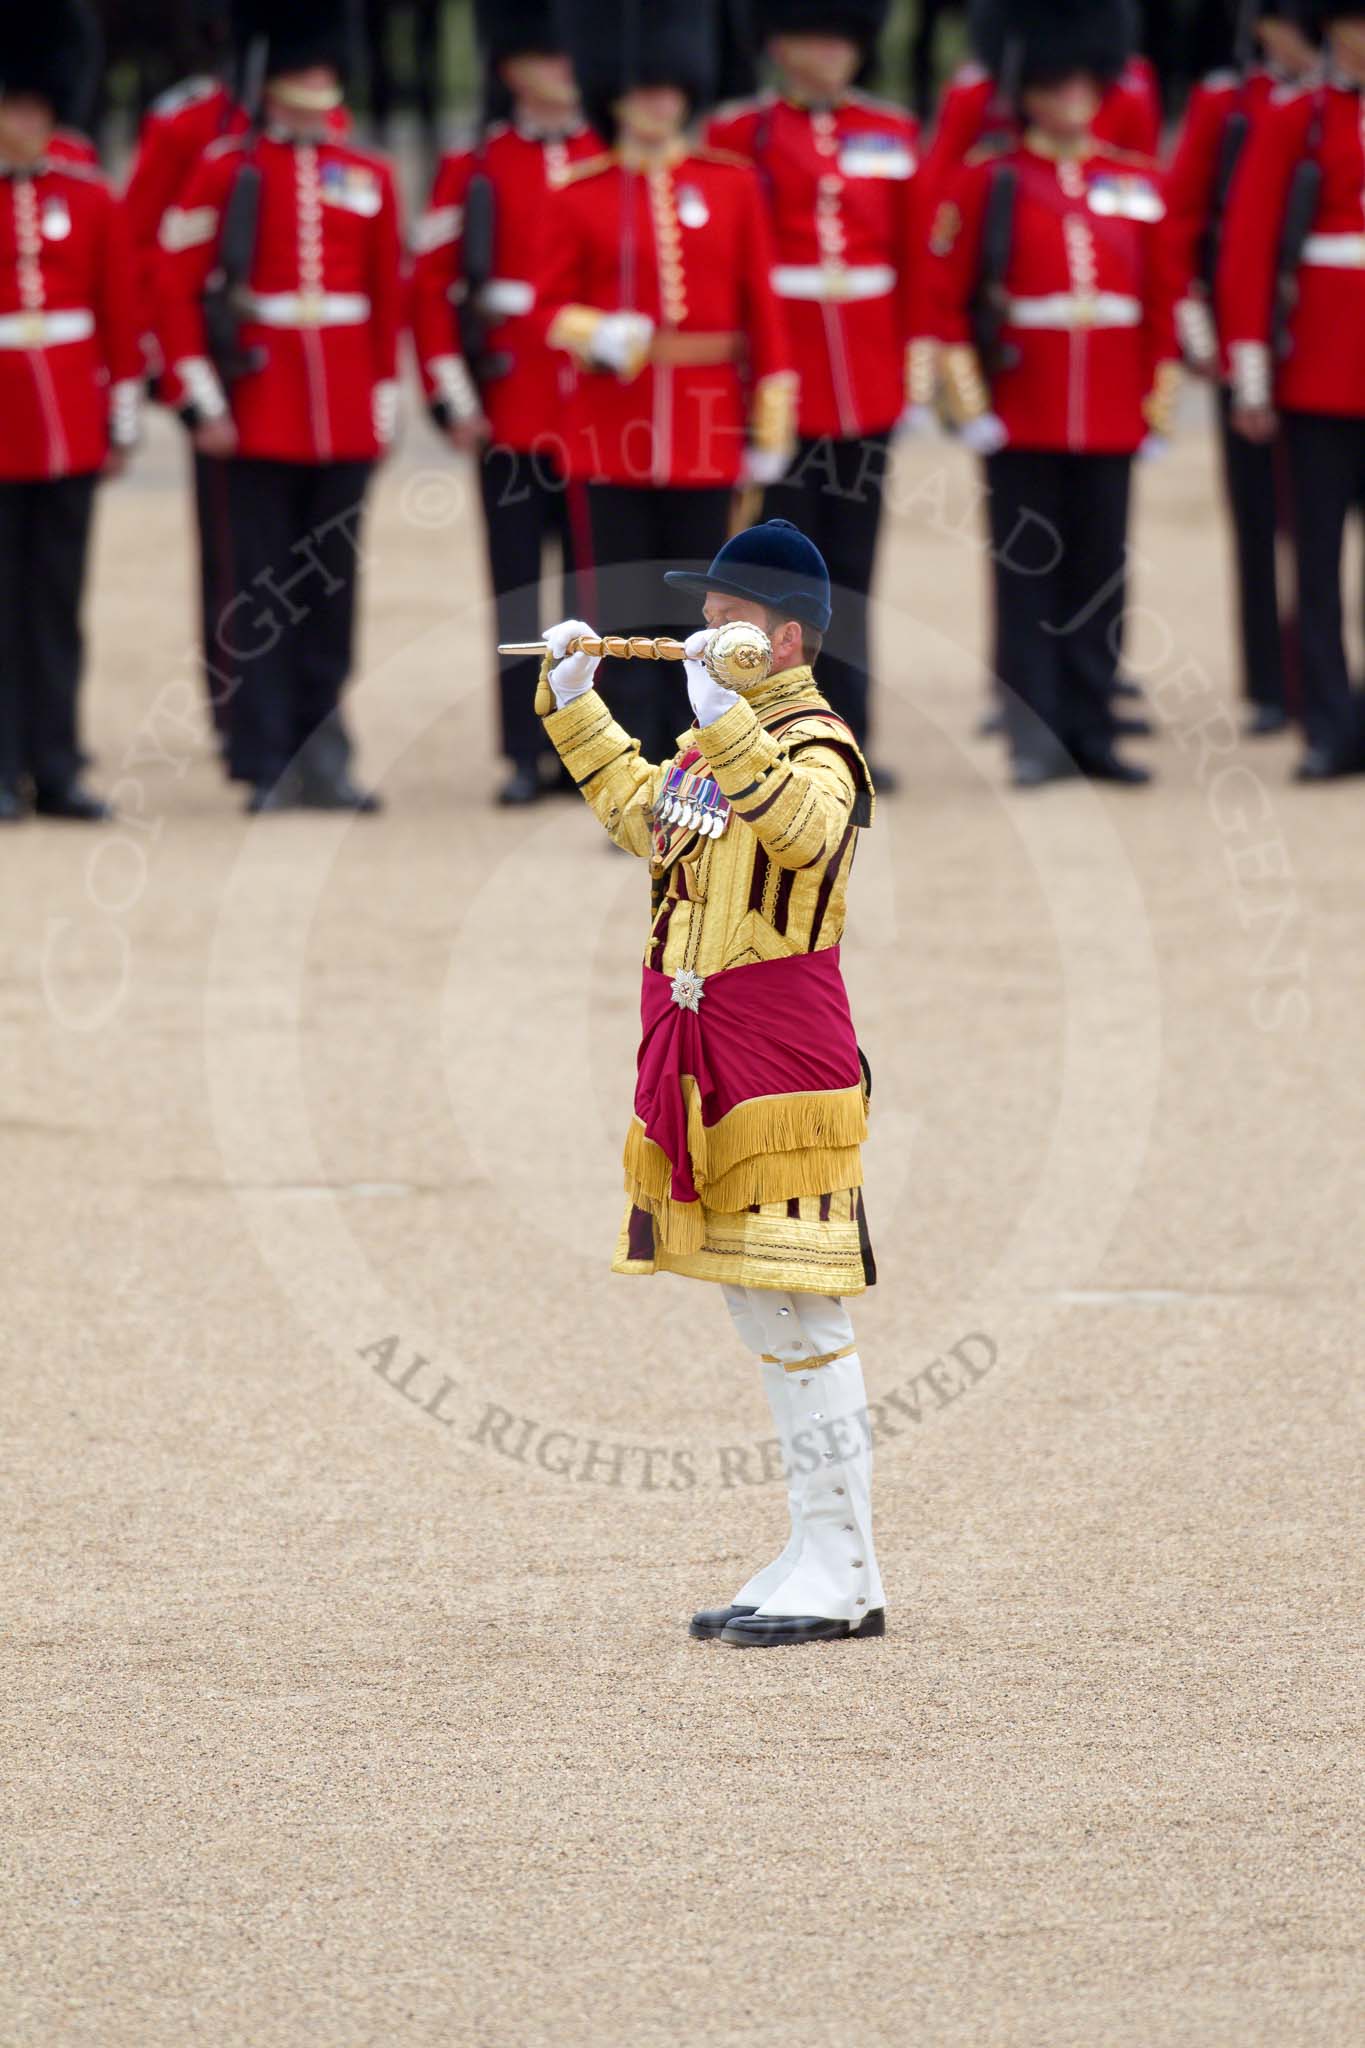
left=624, top=1083, right=867, bottom=1195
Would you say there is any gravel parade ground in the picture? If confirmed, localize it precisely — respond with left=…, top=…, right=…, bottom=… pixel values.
left=4, top=406, right=1361, bottom=2046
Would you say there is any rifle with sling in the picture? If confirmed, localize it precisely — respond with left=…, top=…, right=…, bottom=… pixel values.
left=201, top=33, right=267, bottom=384
left=1271, top=88, right=1326, bottom=360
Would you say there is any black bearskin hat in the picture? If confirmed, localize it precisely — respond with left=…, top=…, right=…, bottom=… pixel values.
left=477, top=0, right=567, bottom=63
left=0, top=2, right=103, bottom=127
left=231, top=0, right=355, bottom=79
left=752, top=0, right=890, bottom=48
left=557, top=0, right=718, bottom=138
left=969, top=0, right=1137, bottom=87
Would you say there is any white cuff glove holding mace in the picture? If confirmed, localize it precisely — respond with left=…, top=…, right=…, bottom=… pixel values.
left=544, top=618, right=602, bottom=707
left=683, top=629, right=740, bottom=727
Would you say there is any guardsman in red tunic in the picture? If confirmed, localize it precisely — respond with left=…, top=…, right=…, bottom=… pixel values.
left=156, top=2, right=403, bottom=813
left=706, top=0, right=920, bottom=768
left=1218, top=2, right=1365, bottom=780
left=919, top=9, right=1162, bottom=216
left=539, top=0, right=795, bottom=764
left=0, top=8, right=141, bottom=823
left=125, top=10, right=242, bottom=749
left=411, top=0, right=601, bottom=806
left=1166, top=4, right=1319, bottom=740
left=925, top=0, right=1177, bottom=787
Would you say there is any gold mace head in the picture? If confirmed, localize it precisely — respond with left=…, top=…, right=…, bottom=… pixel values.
left=705, top=621, right=773, bottom=692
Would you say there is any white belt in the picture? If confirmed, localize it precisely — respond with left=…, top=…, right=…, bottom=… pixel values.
left=1005, top=291, right=1142, bottom=331
left=0, top=307, right=94, bottom=349
left=477, top=277, right=535, bottom=318
left=1300, top=233, right=1365, bottom=268
left=239, top=290, right=371, bottom=328
left=771, top=262, right=896, bottom=303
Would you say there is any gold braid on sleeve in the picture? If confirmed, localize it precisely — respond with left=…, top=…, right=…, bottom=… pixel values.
left=750, top=369, right=799, bottom=455
left=905, top=337, right=938, bottom=409
left=1142, top=359, right=1182, bottom=440
left=939, top=343, right=990, bottom=426
left=547, top=304, right=606, bottom=364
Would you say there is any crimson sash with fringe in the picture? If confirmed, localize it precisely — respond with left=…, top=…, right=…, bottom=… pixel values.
left=627, top=949, right=867, bottom=1250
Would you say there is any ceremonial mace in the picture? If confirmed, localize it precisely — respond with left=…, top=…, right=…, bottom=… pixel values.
left=503, top=621, right=775, bottom=703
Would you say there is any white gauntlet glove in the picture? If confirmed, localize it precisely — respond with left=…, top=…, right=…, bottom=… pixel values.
left=958, top=411, right=1009, bottom=456
left=589, top=311, right=655, bottom=378
left=544, top=618, right=600, bottom=707
left=683, top=629, right=739, bottom=727
left=741, top=444, right=791, bottom=487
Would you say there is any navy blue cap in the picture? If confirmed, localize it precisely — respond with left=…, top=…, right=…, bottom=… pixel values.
left=663, top=518, right=832, bottom=632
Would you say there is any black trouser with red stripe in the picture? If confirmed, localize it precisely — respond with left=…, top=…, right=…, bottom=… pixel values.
left=481, top=446, right=586, bottom=771
left=1217, top=388, right=1291, bottom=715
left=586, top=483, right=733, bottom=765
left=984, top=448, right=1131, bottom=763
left=0, top=471, right=97, bottom=797
left=218, top=457, right=372, bottom=790
left=193, top=449, right=235, bottom=745
left=1281, top=409, right=1365, bottom=762
left=763, top=431, right=891, bottom=752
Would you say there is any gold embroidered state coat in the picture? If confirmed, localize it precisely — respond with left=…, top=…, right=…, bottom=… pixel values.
left=540, top=662, right=878, bottom=1294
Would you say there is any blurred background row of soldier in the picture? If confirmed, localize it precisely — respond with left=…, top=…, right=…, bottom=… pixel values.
left=93, top=3, right=1249, bottom=141
left=3, top=0, right=1364, bottom=822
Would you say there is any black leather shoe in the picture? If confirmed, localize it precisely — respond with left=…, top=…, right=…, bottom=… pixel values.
left=299, top=772, right=382, bottom=812
left=689, top=1603, right=758, bottom=1641
left=1112, top=714, right=1153, bottom=739
left=497, top=762, right=541, bottom=807
left=1245, top=704, right=1289, bottom=738
left=867, top=760, right=899, bottom=795
left=721, top=1607, right=886, bottom=1648
left=33, top=782, right=111, bottom=821
left=1294, top=745, right=1358, bottom=782
left=246, top=776, right=300, bottom=814
left=0, top=785, right=26, bottom=822
left=1011, top=750, right=1077, bottom=789
left=1113, top=676, right=1143, bottom=700
left=976, top=706, right=1006, bottom=739
left=1076, top=747, right=1152, bottom=786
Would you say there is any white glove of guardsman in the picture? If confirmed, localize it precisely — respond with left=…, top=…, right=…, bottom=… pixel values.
left=544, top=619, right=600, bottom=708
left=684, top=629, right=739, bottom=727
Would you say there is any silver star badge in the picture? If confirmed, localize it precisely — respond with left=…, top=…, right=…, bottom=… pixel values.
left=669, top=967, right=705, bottom=1013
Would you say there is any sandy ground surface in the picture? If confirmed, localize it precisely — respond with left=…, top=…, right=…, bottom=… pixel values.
left=3, top=402, right=1362, bottom=2048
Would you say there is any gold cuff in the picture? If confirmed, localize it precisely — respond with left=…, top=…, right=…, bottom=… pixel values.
left=939, top=344, right=989, bottom=426
left=547, top=304, right=604, bottom=364
left=905, top=336, right=938, bottom=409
left=1143, top=359, right=1181, bottom=439
left=750, top=369, right=798, bottom=455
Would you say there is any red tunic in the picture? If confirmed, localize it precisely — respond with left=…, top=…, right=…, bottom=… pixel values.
left=1217, top=81, right=1365, bottom=417
left=704, top=91, right=920, bottom=439
left=1165, top=67, right=1280, bottom=344
left=156, top=130, right=404, bottom=463
left=537, top=147, right=791, bottom=487
left=0, top=161, right=142, bottom=481
left=926, top=139, right=1177, bottom=454
left=410, top=120, right=602, bottom=450
left=918, top=61, right=1162, bottom=232
left=123, top=78, right=244, bottom=345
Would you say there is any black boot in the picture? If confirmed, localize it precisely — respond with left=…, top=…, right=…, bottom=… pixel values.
left=721, top=1607, right=887, bottom=1648
left=34, top=781, right=111, bottom=821
left=1075, top=746, right=1152, bottom=786
left=298, top=771, right=382, bottom=812
left=1245, top=704, right=1289, bottom=738
left=497, top=760, right=541, bottom=807
left=689, top=1604, right=757, bottom=1641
